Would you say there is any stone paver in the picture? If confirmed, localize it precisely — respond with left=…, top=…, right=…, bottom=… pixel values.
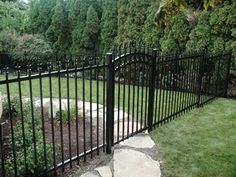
left=114, top=149, right=161, bottom=177
left=77, top=133, right=161, bottom=177
left=80, top=171, right=101, bottom=177
left=114, top=110, right=128, bottom=122
left=119, top=134, right=155, bottom=148
left=113, top=121, right=142, bottom=139
left=95, top=166, right=112, bottom=177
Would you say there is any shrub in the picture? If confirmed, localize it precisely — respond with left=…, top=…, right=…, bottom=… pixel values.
left=2, top=97, right=39, bottom=120
left=54, top=107, right=81, bottom=124
left=11, top=34, right=54, bottom=65
left=0, top=30, right=18, bottom=54
left=3, top=98, right=53, bottom=177
left=2, top=97, right=21, bottom=117
left=5, top=140, right=53, bottom=177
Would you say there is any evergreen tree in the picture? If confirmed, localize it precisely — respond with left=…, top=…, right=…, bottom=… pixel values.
left=67, top=0, right=79, bottom=29
left=70, top=0, right=99, bottom=55
left=186, top=11, right=211, bottom=52
left=160, top=13, right=191, bottom=54
left=186, top=1, right=236, bottom=53
left=80, top=5, right=100, bottom=54
left=116, top=0, right=150, bottom=44
left=28, top=0, right=56, bottom=34
left=143, top=2, right=163, bottom=49
left=209, top=1, right=236, bottom=53
left=0, top=0, right=25, bottom=32
left=100, top=0, right=118, bottom=52
left=46, top=0, right=69, bottom=55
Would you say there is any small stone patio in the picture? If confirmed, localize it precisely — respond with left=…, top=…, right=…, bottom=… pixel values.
left=72, top=133, right=161, bottom=177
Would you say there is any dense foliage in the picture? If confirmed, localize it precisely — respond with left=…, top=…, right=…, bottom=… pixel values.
left=2, top=98, right=53, bottom=177
left=0, top=0, right=235, bottom=63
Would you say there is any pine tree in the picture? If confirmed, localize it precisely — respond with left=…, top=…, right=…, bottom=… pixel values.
left=80, top=5, right=100, bottom=54
left=67, top=0, right=79, bottom=29
left=116, top=0, right=150, bottom=44
left=209, top=1, right=236, bottom=53
left=100, top=0, right=118, bottom=52
left=27, top=0, right=40, bottom=33
left=28, top=0, right=56, bottom=35
left=70, top=0, right=99, bottom=55
left=143, top=2, right=163, bottom=49
left=186, top=11, right=211, bottom=52
left=46, top=0, right=69, bottom=55
left=160, top=13, right=191, bottom=54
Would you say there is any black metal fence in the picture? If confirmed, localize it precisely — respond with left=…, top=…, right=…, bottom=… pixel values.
left=0, top=44, right=231, bottom=177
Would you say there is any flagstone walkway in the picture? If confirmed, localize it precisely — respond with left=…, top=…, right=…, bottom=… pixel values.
left=72, top=133, right=161, bottom=177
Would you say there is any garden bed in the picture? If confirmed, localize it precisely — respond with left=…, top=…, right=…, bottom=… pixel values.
left=0, top=98, right=104, bottom=177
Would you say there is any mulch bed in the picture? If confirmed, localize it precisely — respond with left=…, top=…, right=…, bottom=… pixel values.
left=0, top=108, right=105, bottom=177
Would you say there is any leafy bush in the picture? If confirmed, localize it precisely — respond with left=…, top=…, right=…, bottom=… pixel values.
left=55, top=107, right=81, bottom=124
left=0, top=30, right=18, bottom=53
left=2, top=97, right=21, bottom=117
left=11, top=34, right=54, bottom=65
left=5, top=139, right=53, bottom=177
left=3, top=98, right=53, bottom=177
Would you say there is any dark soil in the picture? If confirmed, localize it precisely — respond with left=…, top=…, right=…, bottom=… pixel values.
left=0, top=109, right=105, bottom=177
left=41, top=109, right=105, bottom=176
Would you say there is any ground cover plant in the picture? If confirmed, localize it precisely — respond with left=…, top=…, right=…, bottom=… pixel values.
left=1, top=98, right=53, bottom=177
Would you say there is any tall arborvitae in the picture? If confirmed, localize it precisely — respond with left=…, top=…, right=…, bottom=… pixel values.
left=70, top=0, right=99, bottom=55
left=160, top=13, right=191, bottom=54
left=80, top=5, right=100, bottom=54
left=67, top=0, right=79, bottom=29
left=27, top=0, right=40, bottom=33
left=143, top=2, right=163, bottom=49
left=46, top=0, right=69, bottom=55
left=100, top=0, right=118, bottom=52
left=186, top=11, right=211, bottom=52
left=116, top=0, right=150, bottom=44
left=28, top=0, right=56, bottom=34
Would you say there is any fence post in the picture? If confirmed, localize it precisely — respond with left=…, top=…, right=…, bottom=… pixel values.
left=197, top=52, right=204, bottom=107
left=106, top=53, right=114, bottom=154
left=224, top=52, right=232, bottom=97
left=148, top=49, right=157, bottom=132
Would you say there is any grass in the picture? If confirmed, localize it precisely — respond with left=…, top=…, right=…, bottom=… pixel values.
left=0, top=74, right=196, bottom=121
left=151, top=98, right=236, bottom=177
left=0, top=74, right=148, bottom=112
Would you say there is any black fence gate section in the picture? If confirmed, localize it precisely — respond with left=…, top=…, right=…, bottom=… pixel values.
left=0, top=43, right=232, bottom=177
left=105, top=44, right=231, bottom=152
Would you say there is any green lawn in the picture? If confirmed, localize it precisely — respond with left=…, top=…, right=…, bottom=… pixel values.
left=0, top=75, right=149, bottom=114
left=151, top=98, right=236, bottom=177
left=0, top=75, right=196, bottom=121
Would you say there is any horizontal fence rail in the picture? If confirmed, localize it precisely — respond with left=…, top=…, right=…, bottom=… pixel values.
left=0, top=43, right=232, bottom=177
